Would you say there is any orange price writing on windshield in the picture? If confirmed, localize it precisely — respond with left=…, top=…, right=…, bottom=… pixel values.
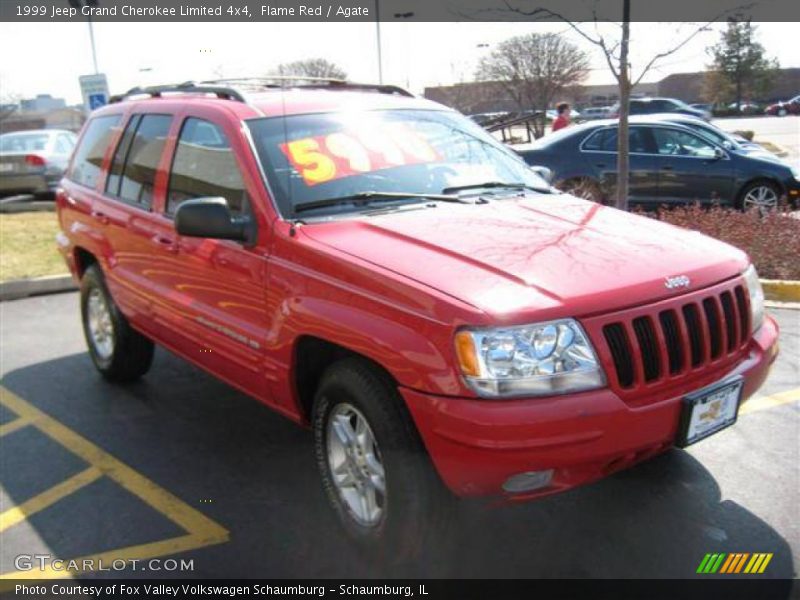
left=281, top=123, right=439, bottom=186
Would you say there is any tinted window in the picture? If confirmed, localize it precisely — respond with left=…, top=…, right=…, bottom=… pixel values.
left=0, top=132, right=50, bottom=152
left=629, top=101, right=645, bottom=115
left=653, top=128, right=716, bottom=158
left=581, top=127, right=650, bottom=153
left=68, top=115, right=120, bottom=188
left=167, top=118, right=249, bottom=215
left=116, top=115, right=172, bottom=208
left=105, top=115, right=140, bottom=197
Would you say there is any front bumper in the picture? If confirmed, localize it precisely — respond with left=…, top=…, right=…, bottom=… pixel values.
left=402, top=315, right=779, bottom=500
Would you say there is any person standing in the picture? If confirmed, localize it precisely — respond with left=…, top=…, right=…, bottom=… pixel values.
left=551, top=102, right=571, bottom=132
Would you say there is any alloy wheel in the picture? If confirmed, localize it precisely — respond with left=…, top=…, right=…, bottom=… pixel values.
left=742, top=185, right=779, bottom=210
left=87, top=288, right=115, bottom=360
left=326, top=402, right=386, bottom=527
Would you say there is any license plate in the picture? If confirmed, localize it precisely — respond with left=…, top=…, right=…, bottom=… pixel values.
left=0, top=163, right=14, bottom=173
left=677, top=377, right=743, bottom=447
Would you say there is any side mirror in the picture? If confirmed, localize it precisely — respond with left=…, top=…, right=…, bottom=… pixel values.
left=175, top=197, right=256, bottom=245
left=530, top=165, right=554, bottom=184
left=713, top=147, right=726, bottom=160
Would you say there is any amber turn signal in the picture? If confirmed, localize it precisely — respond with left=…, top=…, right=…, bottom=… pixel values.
left=454, top=331, right=481, bottom=377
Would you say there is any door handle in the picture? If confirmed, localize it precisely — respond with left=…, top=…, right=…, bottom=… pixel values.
left=661, top=166, right=674, bottom=171
left=90, top=210, right=109, bottom=225
left=152, top=235, right=178, bottom=254
left=596, top=163, right=606, bottom=168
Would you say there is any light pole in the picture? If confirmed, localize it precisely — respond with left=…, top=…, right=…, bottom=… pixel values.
left=374, top=0, right=383, bottom=83
left=68, top=0, right=99, bottom=74
left=394, top=11, right=414, bottom=89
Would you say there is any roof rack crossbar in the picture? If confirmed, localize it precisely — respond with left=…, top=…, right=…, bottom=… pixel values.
left=109, top=82, right=247, bottom=104
left=197, top=77, right=414, bottom=97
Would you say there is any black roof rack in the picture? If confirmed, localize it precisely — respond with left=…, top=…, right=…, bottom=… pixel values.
left=108, top=78, right=414, bottom=104
left=201, top=77, right=414, bottom=97
left=109, top=82, right=246, bottom=103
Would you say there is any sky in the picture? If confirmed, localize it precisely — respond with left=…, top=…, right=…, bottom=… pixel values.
left=0, top=21, right=797, bottom=105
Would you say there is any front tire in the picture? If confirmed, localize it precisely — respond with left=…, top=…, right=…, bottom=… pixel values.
left=737, top=180, right=782, bottom=211
left=558, top=177, right=605, bottom=204
left=312, top=358, right=451, bottom=562
left=80, top=264, right=154, bottom=382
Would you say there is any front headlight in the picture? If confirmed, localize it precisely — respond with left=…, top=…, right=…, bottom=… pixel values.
left=743, top=264, right=765, bottom=333
left=454, top=319, right=606, bottom=398
left=791, top=166, right=800, bottom=181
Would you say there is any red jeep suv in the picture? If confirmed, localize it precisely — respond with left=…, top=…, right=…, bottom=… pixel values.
left=56, top=79, right=779, bottom=557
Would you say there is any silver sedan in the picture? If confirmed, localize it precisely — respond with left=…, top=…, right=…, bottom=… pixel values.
left=0, top=129, right=77, bottom=198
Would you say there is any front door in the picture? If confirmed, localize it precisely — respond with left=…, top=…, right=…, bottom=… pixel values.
left=650, top=126, right=734, bottom=204
left=153, top=113, right=271, bottom=398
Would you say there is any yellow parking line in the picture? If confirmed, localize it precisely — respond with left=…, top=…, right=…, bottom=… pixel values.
left=0, top=466, right=102, bottom=532
left=0, top=418, right=29, bottom=437
left=740, top=387, right=800, bottom=416
left=0, top=387, right=229, bottom=579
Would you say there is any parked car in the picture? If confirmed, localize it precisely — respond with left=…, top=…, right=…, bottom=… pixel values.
left=727, top=102, right=762, bottom=115
left=690, top=103, right=713, bottom=113
left=610, top=97, right=711, bottom=121
left=57, top=80, right=779, bottom=558
left=579, top=106, right=611, bottom=120
left=517, top=119, right=800, bottom=208
left=764, top=95, right=800, bottom=116
left=0, top=129, right=77, bottom=198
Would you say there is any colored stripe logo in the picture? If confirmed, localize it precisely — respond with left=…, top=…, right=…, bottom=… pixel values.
left=697, top=553, right=773, bottom=574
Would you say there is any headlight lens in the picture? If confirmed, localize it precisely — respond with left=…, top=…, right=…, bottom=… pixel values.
left=454, top=319, right=606, bottom=398
left=743, top=264, right=765, bottom=333
left=791, top=167, right=800, bottom=181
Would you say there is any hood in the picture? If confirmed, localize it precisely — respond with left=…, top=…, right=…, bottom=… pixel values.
left=301, top=195, right=748, bottom=320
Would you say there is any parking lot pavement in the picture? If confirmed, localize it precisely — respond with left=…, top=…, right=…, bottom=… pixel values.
left=714, top=115, right=800, bottom=165
left=1, top=292, right=798, bottom=579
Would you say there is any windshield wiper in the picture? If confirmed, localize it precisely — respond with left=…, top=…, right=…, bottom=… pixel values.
left=441, top=181, right=550, bottom=195
left=293, top=191, right=464, bottom=214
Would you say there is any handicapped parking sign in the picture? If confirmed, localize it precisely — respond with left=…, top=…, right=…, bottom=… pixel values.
left=88, top=93, right=107, bottom=110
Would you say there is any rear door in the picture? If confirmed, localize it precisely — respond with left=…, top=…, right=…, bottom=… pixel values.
left=93, top=111, right=175, bottom=321
left=650, top=126, right=734, bottom=204
left=580, top=125, right=660, bottom=202
left=151, top=110, right=271, bottom=397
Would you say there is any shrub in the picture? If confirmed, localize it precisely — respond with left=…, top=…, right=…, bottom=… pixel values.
left=640, top=204, right=800, bottom=280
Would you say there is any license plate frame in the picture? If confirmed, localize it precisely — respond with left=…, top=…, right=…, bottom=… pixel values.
left=676, top=376, right=744, bottom=448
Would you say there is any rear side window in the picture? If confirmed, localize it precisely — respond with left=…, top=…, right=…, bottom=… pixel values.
left=167, top=118, right=249, bottom=215
left=67, top=115, right=120, bottom=188
left=115, top=115, right=172, bottom=209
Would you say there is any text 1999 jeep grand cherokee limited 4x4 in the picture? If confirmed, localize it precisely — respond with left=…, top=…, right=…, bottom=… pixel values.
left=56, top=80, right=779, bottom=558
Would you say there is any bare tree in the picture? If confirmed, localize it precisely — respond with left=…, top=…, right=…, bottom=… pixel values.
left=475, top=33, right=590, bottom=138
left=0, top=92, right=20, bottom=123
left=271, top=58, right=347, bottom=80
left=495, top=0, right=747, bottom=210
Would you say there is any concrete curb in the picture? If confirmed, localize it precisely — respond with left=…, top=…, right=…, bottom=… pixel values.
left=761, top=279, right=800, bottom=303
left=0, top=274, right=77, bottom=302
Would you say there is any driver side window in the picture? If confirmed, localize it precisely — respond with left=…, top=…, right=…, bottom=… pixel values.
left=167, top=118, right=250, bottom=216
left=653, top=128, right=716, bottom=158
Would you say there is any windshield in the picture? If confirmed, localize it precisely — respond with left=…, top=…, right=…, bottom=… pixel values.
left=0, top=132, right=51, bottom=153
left=246, top=109, right=548, bottom=216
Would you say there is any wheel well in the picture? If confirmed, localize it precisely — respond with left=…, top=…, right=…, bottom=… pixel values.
left=293, top=336, right=396, bottom=422
left=73, top=247, right=97, bottom=278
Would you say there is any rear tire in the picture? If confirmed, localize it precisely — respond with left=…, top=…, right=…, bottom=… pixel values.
left=80, top=264, right=154, bottom=382
left=312, top=357, right=451, bottom=563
